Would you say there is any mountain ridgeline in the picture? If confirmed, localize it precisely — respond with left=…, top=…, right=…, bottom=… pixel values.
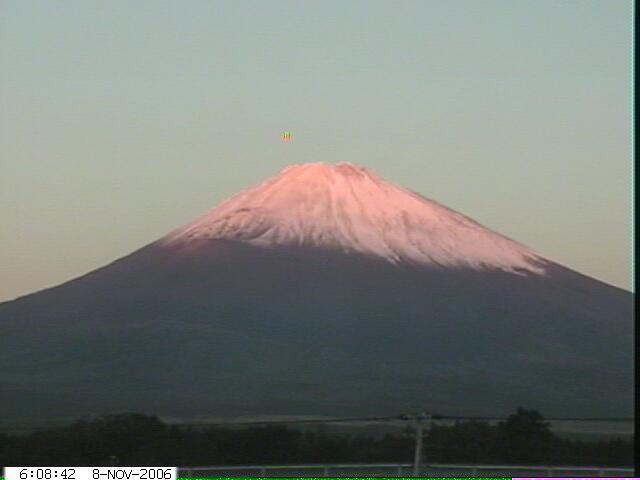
left=0, top=163, right=632, bottom=427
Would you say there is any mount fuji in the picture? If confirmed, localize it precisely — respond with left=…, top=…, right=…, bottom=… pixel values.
left=0, top=162, right=632, bottom=426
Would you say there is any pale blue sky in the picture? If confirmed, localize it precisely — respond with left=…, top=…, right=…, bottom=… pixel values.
left=0, top=0, right=632, bottom=301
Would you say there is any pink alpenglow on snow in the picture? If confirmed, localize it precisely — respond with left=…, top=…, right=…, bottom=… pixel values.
left=162, top=162, right=547, bottom=275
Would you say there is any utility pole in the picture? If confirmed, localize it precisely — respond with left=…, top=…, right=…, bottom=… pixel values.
left=400, top=411, right=431, bottom=477
left=412, top=420, right=423, bottom=476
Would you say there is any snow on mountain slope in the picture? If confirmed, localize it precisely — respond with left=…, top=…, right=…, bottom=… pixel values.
left=162, top=162, right=547, bottom=274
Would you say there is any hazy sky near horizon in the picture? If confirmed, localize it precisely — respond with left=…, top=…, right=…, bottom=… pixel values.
left=0, top=0, right=632, bottom=301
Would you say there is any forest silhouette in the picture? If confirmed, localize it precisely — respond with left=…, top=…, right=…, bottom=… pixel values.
left=0, top=409, right=632, bottom=467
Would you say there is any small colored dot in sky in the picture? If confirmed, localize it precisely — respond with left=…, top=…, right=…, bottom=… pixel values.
left=281, top=131, right=293, bottom=142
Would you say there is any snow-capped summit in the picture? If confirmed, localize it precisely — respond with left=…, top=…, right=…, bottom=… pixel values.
left=162, top=162, right=546, bottom=274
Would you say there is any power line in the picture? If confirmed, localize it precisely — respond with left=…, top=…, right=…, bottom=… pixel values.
left=173, top=413, right=633, bottom=428
left=6, top=413, right=632, bottom=432
left=175, top=416, right=400, bottom=427
left=434, top=415, right=633, bottom=422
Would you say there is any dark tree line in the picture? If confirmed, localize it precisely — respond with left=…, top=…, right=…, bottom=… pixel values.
left=425, top=408, right=632, bottom=466
left=0, top=409, right=632, bottom=467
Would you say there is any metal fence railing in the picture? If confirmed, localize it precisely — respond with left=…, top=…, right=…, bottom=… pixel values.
left=179, top=462, right=635, bottom=477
